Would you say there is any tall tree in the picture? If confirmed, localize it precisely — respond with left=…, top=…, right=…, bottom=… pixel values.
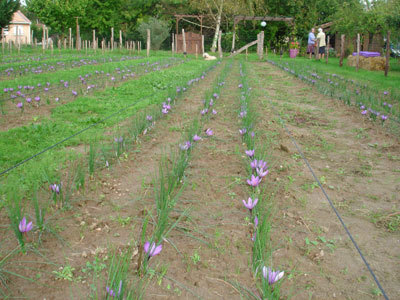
left=0, top=0, right=20, bottom=30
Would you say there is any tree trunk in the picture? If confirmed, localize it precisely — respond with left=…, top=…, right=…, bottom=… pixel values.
left=211, top=0, right=223, bottom=52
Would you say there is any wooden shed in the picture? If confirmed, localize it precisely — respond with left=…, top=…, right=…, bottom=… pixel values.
left=176, top=31, right=202, bottom=54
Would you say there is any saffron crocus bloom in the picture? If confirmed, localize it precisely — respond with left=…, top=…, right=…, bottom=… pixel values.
left=242, top=197, right=258, bottom=211
left=34, top=96, right=40, bottom=102
left=201, top=108, right=208, bottom=116
left=162, top=108, right=168, bottom=114
left=72, top=90, right=78, bottom=96
left=55, top=97, right=60, bottom=102
left=26, top=97, right=32, bottom=103
left=360, top=105, right=365, bottom=109
left=257, top=168, right=269, bottom=178
left=213, top=93, right=219, bottom=99
left=262, top=267, right=284, bottom=285
left=193, top=134, right=202, bottom=141
left=17, top=102, right=23, bottom=108
left=144, top=241, right=162, bottom=258
left=245, top=150, right=255, bottom=157
left=50, top=184, right=60, bottom=194
left=146, top=115, right=153, bottom=121
left=19, top=217, right=33, bottom=233
left=239, top=128, right=247, bottom=135
left=205, top=128, right=213, bottom=136
left=247, top=175, right=261, bottom=187
left=114, top=137, right=123, bottom=143
left=238, top=84, right=243, bottom=88
left=361, top=110, right=367, bottom=115
left=250, top=131, right=255, bottom=138
left=257, top=160, right=267, bottom=170
left=209, top=99, right=214, bottom=106
left=383, top=91, right=388, bottom=95
left=381, top=115, right=388, bottom=121
left=180, top=141, right=191, bottom=150
left=212, top=109, right=217, bottom=115
left=106, top=286, right=116, bottom=297
left=250, top=159, right=258, bottom=169
left=239, top=111, right=247, bottom=118
left=254, top=216, right=258, bottom=227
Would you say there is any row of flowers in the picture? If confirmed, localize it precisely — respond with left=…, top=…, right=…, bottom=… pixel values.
left=1, top=55, right=141, bottom=79
left=238, top=61, right=284, bottom=299
left=2, top=58, right=182, bottom=115
left=268, top=59, right=398, bottom=127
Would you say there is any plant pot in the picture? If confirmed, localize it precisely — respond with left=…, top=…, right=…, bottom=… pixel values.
left=289, top=49, right=298, bottom=58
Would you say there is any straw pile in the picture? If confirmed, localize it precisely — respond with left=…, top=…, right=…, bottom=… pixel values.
left=347, top=55, right=386, bottom=71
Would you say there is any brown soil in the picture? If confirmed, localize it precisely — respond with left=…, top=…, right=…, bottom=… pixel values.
left=2, top=58, right=399, bottom=300
left=249, top=61, right=399, bottom=299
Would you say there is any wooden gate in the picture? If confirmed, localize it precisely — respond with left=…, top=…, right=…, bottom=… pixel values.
left=176, top=32, right=201, bottom=54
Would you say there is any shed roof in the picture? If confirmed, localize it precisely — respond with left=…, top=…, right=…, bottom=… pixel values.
left=10, top=10, right=32, bottom=25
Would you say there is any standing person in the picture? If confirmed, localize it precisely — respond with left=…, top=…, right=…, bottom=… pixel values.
left=307, top=28, right=316, bottom=59
left=317, top=28, right=326, bottom=60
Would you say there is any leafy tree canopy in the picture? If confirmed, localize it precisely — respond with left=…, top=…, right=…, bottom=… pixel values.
left=0, top=0, right=20, bottom=29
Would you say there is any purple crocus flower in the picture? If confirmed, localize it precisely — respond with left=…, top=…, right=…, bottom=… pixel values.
left=245, top=150, right=255, bottom=157
left=106, top=286, right=116, bottom=297
left=383, top=102, right=387, bottom=106
left=19, top=217, right=33, bottom=233
left=34, top=96, right=40, bottom=102
left=262, top=267, right=284, bottom=285
left=242, top=197, right=258, bottom=211
left=250, top=131, right=255, bottom=138
left=201, top=108, right=208, bottom=116
left=44, top=88, right=49, bottom=92
left=114, top=137, right=123, bottom=143
left=3, top=88, right=8, bottom=92
left=205, top=128, right=213, bottom=136
left=254, top=216, right=258, bottom=227
left=381, top=115, right=388, bottom=121
left=388, top=104, right=392, bottom=108
left=26, top=97, right=32, bottom=103
left=144, top=241, right=162, bottom=258
left=162, top=108, right=168, bottom=114
left=72, top=90, right=78, bottom=96
left=212, top=109, right=217, bottom=115
left=239, top=128, right=247, bottom=135
left=55, top=97, right=60, bottom=102
left=111, top=77, right=115, bottom=81
left=250, top=159, right=258, bottom=169
left=361, top=110, right=367, bottom=115
left=239, top=111, right=247, bottom=118
left=213, top=93, right=219, bottom=99
left=193, top=134, right=202, bottom=141
left=360, top=105, right=365, bottom=109
left=209, top=99, right=214, bottom=106
left=257, top=168, right=269, bottom=178
left=146, top=115, right=153, bottom=121
left=50, top=184, right=60, bottom=194
left=238, top=84, right=243, bottom=88
left=180, top=141, right=191, bottom=150
left=383, top=91, right=388, bottom=95
left=247, top=175, right=261, bottom=187
left=17, top=102, right=23, bottom=108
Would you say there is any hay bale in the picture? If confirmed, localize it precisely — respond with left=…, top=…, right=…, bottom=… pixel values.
left=347, top=55, right=385, bottom=71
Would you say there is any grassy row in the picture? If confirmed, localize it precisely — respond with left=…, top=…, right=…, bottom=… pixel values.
left=237, top=60, right=284, bottom=299
left=90, top=60, right=233, bottom=299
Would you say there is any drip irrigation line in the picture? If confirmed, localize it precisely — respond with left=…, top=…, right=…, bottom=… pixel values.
left=265, top=99, right=390, bottom=300
left=0, top=60, right=216, bottom=177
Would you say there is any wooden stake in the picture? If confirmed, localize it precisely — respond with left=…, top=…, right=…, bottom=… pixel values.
left=1, top=28, right=4, bottom=55
left=339, top=34, right=345, bottom=67
left=64, top=38, right=67, bottom=50
left=182, top=29, right=186, bottom=56
left=69, top=28, right=72, bottom=49
left=356, top=33, right=360, bottom=71
left=172, top=34, right=174, bottom=55
left=147, top=29, right=150, bottom=57
left=201, top=35, right=204, bottom=54
left=246, top=47, right=248, bottom=60
left=93, top=30, right=96, bottom=50
left=385, top=31, right=390, bottom=77
left=195, top=44, right=198, bottom=59
left=326, top=36, right=330, bottom=64
left=111, top=27, right=114, bottom=51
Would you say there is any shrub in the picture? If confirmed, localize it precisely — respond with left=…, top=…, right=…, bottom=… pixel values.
left=137, top=18, right=170, bottom=50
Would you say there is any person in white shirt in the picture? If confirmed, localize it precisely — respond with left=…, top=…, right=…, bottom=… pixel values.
left=316, top=28, right=326, bottom=60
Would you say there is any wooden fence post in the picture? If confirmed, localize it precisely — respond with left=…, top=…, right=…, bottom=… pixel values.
left=147, top=29, right=150, bottom=57
left=195, top=44, right=198, bottom=59
left=384, top=31, right=390, bottom=77
left=111, top=27, right=114, bottom=51
left=182, top=29, right=186, bottom=56
left=201, top=35, right=204, bottom=55
left=356, top=33, right=360, bottom=71
left=93, top=30, right=96, bottom=50
left=1, top=28, right=4, bottom=55
left=119, top=30, right=122, bottom=50
left=326, top=36, right=330, bottom=64
left=339, top=34, right=345, bottom=67
left=69, top=28, right=72, bottom=49
left=172, top=34, right=174, bottom=55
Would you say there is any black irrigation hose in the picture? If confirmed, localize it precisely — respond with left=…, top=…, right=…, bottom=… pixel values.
left=0, top=59, right=216, bottom=177
left=266, top=99, right=390, bottom=300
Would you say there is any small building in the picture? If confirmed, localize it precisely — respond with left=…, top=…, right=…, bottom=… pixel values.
left=2, top=10, right=32, bottom=44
